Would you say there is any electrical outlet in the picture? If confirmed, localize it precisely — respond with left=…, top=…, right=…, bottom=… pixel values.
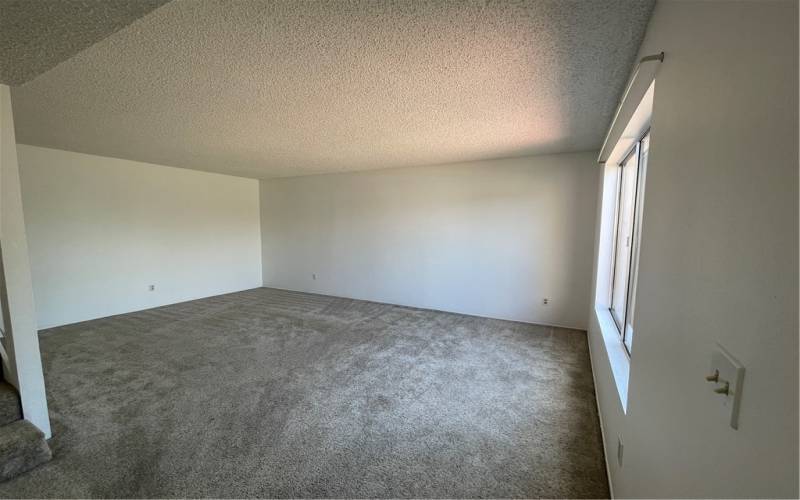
left=542, top=298, right=550, bottom=305
left=148, top=285, right=155, bottom=291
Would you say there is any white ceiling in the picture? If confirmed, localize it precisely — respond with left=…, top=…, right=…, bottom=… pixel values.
left=10, top=0, right=655, bottom=179
left=0, top=0, right=170, bottom=85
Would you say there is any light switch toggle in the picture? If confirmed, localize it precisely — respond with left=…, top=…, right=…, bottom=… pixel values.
left=713, top=382, right=730, bottom=395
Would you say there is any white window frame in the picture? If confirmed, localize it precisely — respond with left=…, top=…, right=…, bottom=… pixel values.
left=608, top=129, right=649, bottom=355
left=592, top=80, right=655, bottom=411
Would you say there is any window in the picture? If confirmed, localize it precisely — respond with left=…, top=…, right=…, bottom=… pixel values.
left=608, top=131, right=649, bottom=354
left=593, top=69, right=656, bottom=409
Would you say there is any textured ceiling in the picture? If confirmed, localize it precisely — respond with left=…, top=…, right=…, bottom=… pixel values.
left=11, top=0, right=655, bottom=179
left=0, top=0, right=170, bottom=85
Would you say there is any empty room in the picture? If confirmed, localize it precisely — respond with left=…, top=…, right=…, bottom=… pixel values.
left=0, top=0, right=797, bottom=498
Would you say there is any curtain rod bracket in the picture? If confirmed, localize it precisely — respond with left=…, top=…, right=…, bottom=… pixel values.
left=640, top=52, right=665, bottom=64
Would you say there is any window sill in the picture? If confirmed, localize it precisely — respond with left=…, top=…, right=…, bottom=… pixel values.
left=594, top=305, right=630, bottom=412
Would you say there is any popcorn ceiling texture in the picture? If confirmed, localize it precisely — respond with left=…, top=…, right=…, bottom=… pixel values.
left=0, top=0, right=170, bottom=85
left=11, top=0, right=654, bottom=178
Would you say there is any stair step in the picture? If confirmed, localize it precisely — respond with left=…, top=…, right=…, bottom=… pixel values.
left=0, top=420, right=52, bottom=482
left=0, top=382, right=22, bottom=427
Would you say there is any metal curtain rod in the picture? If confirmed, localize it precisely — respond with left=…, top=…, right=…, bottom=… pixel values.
left=596, top=52, right=665, bottom=164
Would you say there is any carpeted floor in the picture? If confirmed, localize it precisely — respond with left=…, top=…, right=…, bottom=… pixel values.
left=0, top=288, right=609, bottom=498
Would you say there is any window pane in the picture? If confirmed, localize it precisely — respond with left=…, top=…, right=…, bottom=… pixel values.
left=623, top=132, right=649, bottom=353
left=610, top=146, right=639, bottom=333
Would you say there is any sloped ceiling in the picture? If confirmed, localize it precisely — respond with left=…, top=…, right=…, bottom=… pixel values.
left=10, top=0, right=655, bottom=179
left=0, top=0, right=170, bottom=85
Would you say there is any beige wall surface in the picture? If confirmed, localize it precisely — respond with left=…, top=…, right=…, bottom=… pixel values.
left=261, top=152, right=598, bottom=329
left=587, top=1, right=799, bottom=498
left=18, top=145, right=262, bottom=329
left=0, top=86, right=50, bottom=436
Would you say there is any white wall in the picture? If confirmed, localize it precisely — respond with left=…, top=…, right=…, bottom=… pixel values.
left=261, top=152, right=598, bottom=329
left=0, top=86, right=50, bottom=436
left=18, top=146, right=262, bottom=329
left=588, top=1, right=798, bottom=498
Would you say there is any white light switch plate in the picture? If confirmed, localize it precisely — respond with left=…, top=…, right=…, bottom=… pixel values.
left=710, top=343, right=745, bottom=429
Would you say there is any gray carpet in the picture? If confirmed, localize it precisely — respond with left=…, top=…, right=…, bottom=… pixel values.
left=0, top=288, right=609, bottom=498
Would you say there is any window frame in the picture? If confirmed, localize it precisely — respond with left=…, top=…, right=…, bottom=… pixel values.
left=608, top=128, right=650, bottom=356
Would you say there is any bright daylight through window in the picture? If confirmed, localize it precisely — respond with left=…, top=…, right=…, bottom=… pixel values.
left=609, top=131, right=649, bottom=354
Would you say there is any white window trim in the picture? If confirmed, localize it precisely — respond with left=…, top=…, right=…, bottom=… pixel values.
left=593, top=81, right=654, bottom=411
left=595, top=305, right=631, bottom=409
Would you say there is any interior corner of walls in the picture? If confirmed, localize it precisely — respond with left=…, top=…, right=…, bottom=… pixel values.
left=18, top=147, right=263, bottom=327
left=252, top=153, right=599, bottom=329
left=586, top=334, right=615, bottom=499
left=589, top=1, right=800, bottom=498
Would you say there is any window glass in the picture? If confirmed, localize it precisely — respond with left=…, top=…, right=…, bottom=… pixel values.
left=610, top=145, right=639, bottom=333
left=623, top=132, right=649, bottom=352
